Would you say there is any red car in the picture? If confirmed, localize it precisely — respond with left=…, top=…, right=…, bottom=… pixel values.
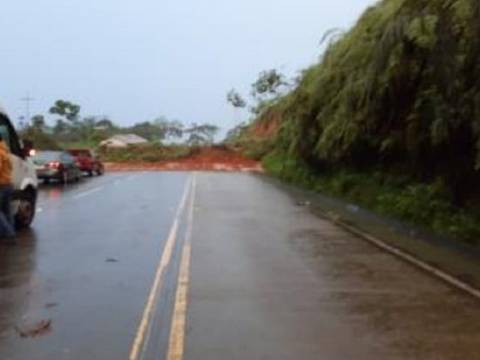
left=67, top=149, right=104, bottom=176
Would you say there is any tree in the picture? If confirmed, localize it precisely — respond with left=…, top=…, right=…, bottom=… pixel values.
left=153, top=117, right=184, bottom=139
left=227, top=69, right=289, bottom=116
left=185, top=123, right=219, bottom=146
left=31, top=115, right=46, bottom=131
left=127, top=121, right=164, bottom=141
left=95, top=118, right=116, bottom=131
left=49, top=100, right=81, bottom=123
left=78, top=116, right=98, bottom=141
left=53, top=119, right=68, bottom=136
left=236, top=0, right=480, bottom=207
left=251, top=69, right=288, bottom=98
left=20, top=116, right=60, bottom=151
left=227, top=89, right=247, bottom=108
left=49, top=100, right=82, bottom=142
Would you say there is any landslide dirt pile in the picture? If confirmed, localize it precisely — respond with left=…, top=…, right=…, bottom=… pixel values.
left=105, top=147, right=262, bottom=172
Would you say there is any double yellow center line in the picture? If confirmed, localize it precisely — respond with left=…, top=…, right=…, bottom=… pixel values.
left=129, top=174, right=196, bottom=360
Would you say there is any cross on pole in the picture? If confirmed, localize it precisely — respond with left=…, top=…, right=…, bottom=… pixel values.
left=20, top=93, right=34, bottom=128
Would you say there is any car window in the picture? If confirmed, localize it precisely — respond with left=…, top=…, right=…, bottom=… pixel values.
left=0, top=124, right=11, bottom=149
left=33, top=151, right=61, bottom=163
left=61, top=153, right=74, bottom=163
left=0, top=114, right=22, bottom=157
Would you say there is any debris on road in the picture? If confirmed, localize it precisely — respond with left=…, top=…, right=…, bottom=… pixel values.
left=15, top=320, right=52, bottom=338
left=105, top=257, right=119, bottom=263
left=104, top=147, right=263, bottom=172
left=45, top=303, right=58, bottom=309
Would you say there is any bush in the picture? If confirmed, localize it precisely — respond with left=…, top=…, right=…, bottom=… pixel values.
left=376, top=182, right=451, bottom=226
left=253, top=0, right=480, bottom=205
left=243, top=139, right=275, bottom=160
left=98, top=144, right=192, bottom=163
left=20, top=128, right=61, bottom=150
left=263, top=151, right=480, bottom=245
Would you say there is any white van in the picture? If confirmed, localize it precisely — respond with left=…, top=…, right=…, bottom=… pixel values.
left=0, top=105, right=38, bottom=228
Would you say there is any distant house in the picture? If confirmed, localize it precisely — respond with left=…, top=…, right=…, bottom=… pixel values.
left=100, top=134, right=149, bottom=148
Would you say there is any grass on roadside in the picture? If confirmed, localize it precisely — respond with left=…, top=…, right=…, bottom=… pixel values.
left=97, top=144, right=193, bottom=163
left=263, top=151, right=480, bottom=246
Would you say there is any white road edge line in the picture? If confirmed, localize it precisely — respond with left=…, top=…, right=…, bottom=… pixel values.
left=167, top=173, right=197, bottom=360
left=72, top=186, right=103, bottom=200
left=327, top=214, right=480, bottom=301
left=129, top=175, right=193, bottom=360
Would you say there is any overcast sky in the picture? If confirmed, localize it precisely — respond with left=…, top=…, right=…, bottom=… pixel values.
left=0, top=0, right=376, bottom=131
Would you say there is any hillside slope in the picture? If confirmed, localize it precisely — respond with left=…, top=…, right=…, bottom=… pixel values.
left=245, top=0, right=480, bottom=243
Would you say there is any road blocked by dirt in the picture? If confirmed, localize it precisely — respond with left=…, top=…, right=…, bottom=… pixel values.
left=104, top=147, right=263, bottom=172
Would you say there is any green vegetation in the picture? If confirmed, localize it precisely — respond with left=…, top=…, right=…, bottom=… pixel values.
left=232, top=0, right=480, bottom=244
left=98, top=144, right=193, bottom=163
left=19, top=100, right=219, bottom=161
left=264, top=151, right=480, bottom=245
left=21, top=118, right=62, bottom=150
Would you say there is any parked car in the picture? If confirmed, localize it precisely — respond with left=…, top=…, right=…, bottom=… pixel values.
left=0, top=105, right=38, bottom=228
left=33, top=151, right=82, bottom=184
left=67, top=149, right=104, bottom=176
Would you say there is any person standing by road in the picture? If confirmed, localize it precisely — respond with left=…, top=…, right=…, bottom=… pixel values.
left=0, top=134, right=15, bottom=240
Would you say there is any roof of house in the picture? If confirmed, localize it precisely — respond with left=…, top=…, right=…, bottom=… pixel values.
left=103, top=134, right=148, bottom=144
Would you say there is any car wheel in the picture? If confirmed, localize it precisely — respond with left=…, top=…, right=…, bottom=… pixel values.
left=14, top=190, right=36, bottom=229
left=97, top=167, right=104, bottom=176
left=88, top=170, right=93, bottom=177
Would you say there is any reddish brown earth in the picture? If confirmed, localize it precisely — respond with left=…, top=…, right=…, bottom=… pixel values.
left=251, top=112, right=281, bottom=138
left=250, top=109, right=281, bottom=138
left=104, top=147, right=263, bottom=172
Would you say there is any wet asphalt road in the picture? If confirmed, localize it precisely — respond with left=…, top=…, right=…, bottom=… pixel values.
left=0, top=172, right=479, bottom=359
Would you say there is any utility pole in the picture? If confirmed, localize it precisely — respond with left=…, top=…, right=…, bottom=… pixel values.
left=20, top=93, right=34, bottom=129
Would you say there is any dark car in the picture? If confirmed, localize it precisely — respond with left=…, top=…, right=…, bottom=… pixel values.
left=67, top=149, right=104, bottom=176
left=33, top=150, right=82, bottom=184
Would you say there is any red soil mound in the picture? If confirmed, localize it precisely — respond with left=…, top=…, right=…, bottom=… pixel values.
left=105, top=147, right=263, bottom=172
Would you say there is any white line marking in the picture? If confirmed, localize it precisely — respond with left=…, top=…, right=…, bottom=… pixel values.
left=328, top=215, right=480, bottom=300
left=73, top=186, right=103, bottom=200
left=167, top=173, right=196, bottom=360
left=129, top=175, right=192, bottom=360
left=140, top=176, right=194, bottom=358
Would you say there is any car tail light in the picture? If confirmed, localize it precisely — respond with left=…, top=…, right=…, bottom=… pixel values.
left=47, top=161, right=62, bottom=169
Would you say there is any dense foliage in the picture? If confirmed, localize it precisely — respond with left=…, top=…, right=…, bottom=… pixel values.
left=263, top=151, right=480, bottom=244
left=230, top=0, right=480, bottom=243
left=98, top=144, right=192, bottom=163
left=262, top=0, right=480, bottom=206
